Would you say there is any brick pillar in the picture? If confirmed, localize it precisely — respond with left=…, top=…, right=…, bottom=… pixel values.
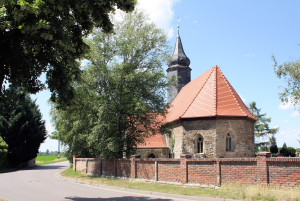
left=99, top=158, right=103, bottom=176
left=180, top=154, right=191, bottom=184
left=155, top=160, right=158, bottom=181
left=130, top=155, right=140, bottom=179
left=114, top=159, right=117, bottom=177
left=85, top=158, right=88, bottom=174
left=216, top=160, right=221, bottom=186
left=256, top=152, right=271, bottom=185
left=73, top=155, right=76, bottom=171
left=96, top=156, right=101, bottom=176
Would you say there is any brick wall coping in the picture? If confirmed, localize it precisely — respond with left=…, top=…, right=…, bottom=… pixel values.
left=74, top=157, right=300, bottom=163
left=186, top=158, right=258, bottom=162
left=266, top=157, right=300, bottom=162
left=75, top=158, right=99, bottom=161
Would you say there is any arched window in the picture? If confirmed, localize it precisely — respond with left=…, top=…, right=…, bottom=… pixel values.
left=148, top=153, right=156, bottom=158
left=197, top=136, right=204, bottom=153
left=226, top=133, right=232, bottom=151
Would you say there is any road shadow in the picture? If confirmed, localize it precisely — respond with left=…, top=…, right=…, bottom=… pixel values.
left=65, top=196, right=174, bottom=201
left=33, top=165, right=67, bottom=170
left=0, top=164, right=66, bottom=173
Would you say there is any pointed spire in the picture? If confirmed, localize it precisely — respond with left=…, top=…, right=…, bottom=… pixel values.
left=169, top=25, right=190, bottom=68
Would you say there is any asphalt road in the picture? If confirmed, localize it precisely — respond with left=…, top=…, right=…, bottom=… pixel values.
left=0, top=161, right=233, bottom=201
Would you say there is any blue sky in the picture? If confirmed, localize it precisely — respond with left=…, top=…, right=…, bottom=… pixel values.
left=35, top=0, right=300, bottom=152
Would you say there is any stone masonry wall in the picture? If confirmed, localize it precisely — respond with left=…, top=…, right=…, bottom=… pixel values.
left=169, top=118, right=254, bottom=158
left=73, top=153, right=300, bottom=187
left=216, top=118, right=255, bottom=158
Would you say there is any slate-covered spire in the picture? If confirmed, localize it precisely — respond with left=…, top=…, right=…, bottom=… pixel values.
left=169, top=27, right=190, bottom=68
left=167, top=25, right=192, bottom=104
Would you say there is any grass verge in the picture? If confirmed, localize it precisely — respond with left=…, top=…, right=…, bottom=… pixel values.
left=61, top=168, right=300, bottom=201
left=35, top=156, right=67, bottom=166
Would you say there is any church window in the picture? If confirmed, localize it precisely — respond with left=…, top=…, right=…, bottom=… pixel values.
left=197, top=136, right=204, bottom=153
left=226, top=133, right=232, bottom=151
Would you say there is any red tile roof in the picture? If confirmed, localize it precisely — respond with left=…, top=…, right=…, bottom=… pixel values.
left=136, top=114, right=168, bottom=149
left=137, top=65, right=256, bottom=150
left=166, top=65, right=256, bottom=122
left=136, top=133, right=167, bottom=148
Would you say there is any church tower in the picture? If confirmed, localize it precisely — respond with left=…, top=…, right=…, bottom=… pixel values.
left=167, top=27, right=191, bottom=103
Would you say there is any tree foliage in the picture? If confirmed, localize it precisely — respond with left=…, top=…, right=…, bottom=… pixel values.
left=248, top=102, right=278, bottom=151
left=279, top=142, right=296, bottom=157
left=51, top=11, right=169, bottom=160
left=272, top=55, right=300, bottom=110
left=0, top=136, right=8, bottom=168
left=0, top=87, right=47, bottom=167
left=0, top=0, right=135, bottom=105
left=269, top=135, right=278, bottom=154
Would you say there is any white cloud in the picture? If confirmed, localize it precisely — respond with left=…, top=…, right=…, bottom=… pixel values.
left=137, top=0, right=178, bottom=38
left=291, top=111, right=300, bottom=117
left=276, top=127, right=300, bottom=148
left=283, top=120, right=289, bottom=124
left=279, top=102, right=293, bottom=110
left=112, top=0, right=177, bottom=38
left=278, top=97, right=300, bottom=117
left=278, top=97, right=296, bottom=110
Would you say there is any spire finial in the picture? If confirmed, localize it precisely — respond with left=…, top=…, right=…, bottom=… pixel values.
left=169, top=18, right=190, bottom=68
left=177, top=17, right=181, bottom=35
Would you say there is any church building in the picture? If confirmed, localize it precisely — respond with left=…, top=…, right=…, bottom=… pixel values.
left=136, top=29, right=256, bottom=158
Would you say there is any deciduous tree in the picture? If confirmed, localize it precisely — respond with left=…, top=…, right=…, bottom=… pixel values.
left=51, top=10, right=169, bottom=159
left=0, top=0, right=135, bottom=105
left=272, top=55, right=300, bottom=110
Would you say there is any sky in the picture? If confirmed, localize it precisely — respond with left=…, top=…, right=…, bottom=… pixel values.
left=34, top=0, right=300, bottom=152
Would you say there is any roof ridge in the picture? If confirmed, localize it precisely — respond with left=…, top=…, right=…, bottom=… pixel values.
left=217, top=67, right=248, bottom=116
left=181, top=66, right=216, bottom=118
left=214, top=65, right=217, bottom=116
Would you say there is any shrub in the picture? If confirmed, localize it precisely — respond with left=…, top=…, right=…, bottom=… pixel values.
left=0, top=136, right=8, bottom=168
left=279, top=146, right=296, bottom=157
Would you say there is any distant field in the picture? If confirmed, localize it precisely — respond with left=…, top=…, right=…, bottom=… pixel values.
left=35, top=156, right=67, bottom=166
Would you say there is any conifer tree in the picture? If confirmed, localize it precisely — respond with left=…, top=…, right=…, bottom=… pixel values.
left=248, top=102, right=278, bottom=151
left=0, top=87, right=46, bottom=167
left=269, top=135, right=278, bottom=154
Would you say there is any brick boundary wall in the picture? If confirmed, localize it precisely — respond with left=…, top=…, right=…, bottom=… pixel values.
left=73, top=152, right=300, bottom=186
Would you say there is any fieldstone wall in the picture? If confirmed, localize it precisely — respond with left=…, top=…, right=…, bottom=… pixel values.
left=169, top=117, right=254, bottom=158
left=216, top=118, right=255, bottom=158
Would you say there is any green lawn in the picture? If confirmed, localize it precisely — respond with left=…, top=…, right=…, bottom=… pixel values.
left=35, top=156, right=67, bottom=166
left=61, top=168, right=300, bottom=201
